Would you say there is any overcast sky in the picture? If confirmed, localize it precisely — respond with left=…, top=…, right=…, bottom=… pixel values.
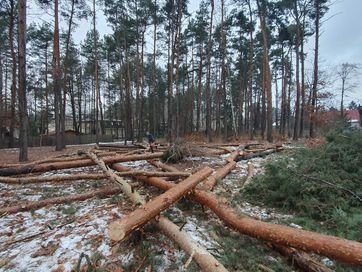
left=310, top=0, right=362, bottom=106
left=29, top=0, right=362, bottom=107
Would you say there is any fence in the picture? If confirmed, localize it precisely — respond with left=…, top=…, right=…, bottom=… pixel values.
left=0, top=134, right=114, bottom=149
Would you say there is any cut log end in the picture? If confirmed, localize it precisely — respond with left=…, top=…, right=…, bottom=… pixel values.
left=109, top=221, right=127, bottom=242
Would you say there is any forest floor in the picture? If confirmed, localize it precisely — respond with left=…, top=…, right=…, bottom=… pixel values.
left=0, top=141, right=334, bottom=272
left=0, top=145, right=94, bottom=165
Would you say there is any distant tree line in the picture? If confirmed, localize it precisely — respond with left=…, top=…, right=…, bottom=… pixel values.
left=0, top=0, right=333, bottom=161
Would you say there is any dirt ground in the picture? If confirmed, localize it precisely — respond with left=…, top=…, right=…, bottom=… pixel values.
left=0, top=145, right=95, bottom=165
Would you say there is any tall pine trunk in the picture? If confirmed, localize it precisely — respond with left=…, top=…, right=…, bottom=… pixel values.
left=53, top=0, right=62, bottom=151
left=18, top=0, right=28, bottom=161
left=205, top=0, right=214, bottom=142
left=9, top=0, right=16, bottom=148
left=310, top=0, right=320, bottom=138
left=256, top=0, right=273, bottom=142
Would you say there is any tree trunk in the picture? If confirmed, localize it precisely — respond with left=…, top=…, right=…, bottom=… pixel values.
left=0, top=152, right=163, bottom=176
left=18, top=0, right=28, bottom=162
left=205, top=0, right=214, bottom=142
left=61, top=0, right=76, bottom=148
left=202, top=161, right=236, bottom=190
left=0, top=173, right=106, bottom=185
left=247, top=0, right=255, bottom=140
left=151, top=0, right=157, bottom=135
left=221, top=0, right=227, bottom=139
left=0, top=187, right=122, bottom=216
left=309, top=0, right=320, bottom=138
left=293, top=1, right=301, bottom=140
left=340, top=78, right=345, bottom=117
left=256, top=0, right=273, bottom=142
left=53, top=0, right=62, bottom=151
left=0, top=43, right=3, bottom=140
left=196, top=47, right=203, bottom=131
left=9, top=0, right=16, bottom=148
left=109, top=167, right=212, bottom=241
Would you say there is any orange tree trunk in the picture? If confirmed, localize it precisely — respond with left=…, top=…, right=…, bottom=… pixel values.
left=0, top=152, right=163, bottom=176
left=0, top=187, right=121, bottom=216
left=0, top=173, right=106, bottom=185
left=109, top=167, right=212, bottom=241
left=202, top=161, right=236, bottom=190
left=111, top=164, right=362, bottom=266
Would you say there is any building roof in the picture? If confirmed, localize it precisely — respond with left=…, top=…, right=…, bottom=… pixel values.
left=346, top=110, right=360, bottom=122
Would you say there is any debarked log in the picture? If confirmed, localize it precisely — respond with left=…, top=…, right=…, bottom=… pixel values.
left=0, top=187, right=122, bottom=216
left=109, top=167, right=213, bottom=241
left=0, top=152, right=164, bottom=176
left=111, top=164, right=362, bottom=266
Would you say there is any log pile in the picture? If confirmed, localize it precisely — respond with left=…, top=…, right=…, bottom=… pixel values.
left=1, top=142, right=361, bottom=271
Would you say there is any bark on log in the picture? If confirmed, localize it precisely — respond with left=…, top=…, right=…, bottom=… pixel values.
left=147, top=160, right=180, bottom=173
left=202, top=161, right=236, bottom=190
left=111, top=164, right=362, bottom=266
left=86, top=153, right=227, bottom=272
left=109, top=167, right=213, bottom=241
left=241, top=162, right=254, bottom=189
left=237, top=148, right=283, bottom=161
left=96, top=143, right=143, bottom=149
left=0, top=152, right=163, bottom=176
left=86, top=151, right=145, bottom=205
left=0, top=173, right=106, bottom=185
left=0, top=187, right=121, bottom=216
left=116, top=170, right=190, bottom=178
left=157, top=216, right=228, bottom=272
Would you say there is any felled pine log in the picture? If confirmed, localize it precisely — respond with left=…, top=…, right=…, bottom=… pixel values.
left=115, top=170, right=190, bottom=178
left=147, top=160, right=180, bottom=173
left=0, top=187, right=122, bottom=216
left=109, top=167, right=212, bottom=241
left=0, top=152, right=163, bottom=177
left=0, top=173, right=106, bottom=185
left=202, top=161, right=236, bottom=190
left=85, top=152, right=228, bottom=272
left=112, top=163, right=362, bottom=266
left=237, top=147, right=284, bottom=161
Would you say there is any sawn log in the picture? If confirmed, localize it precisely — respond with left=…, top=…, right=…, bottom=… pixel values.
left=0, top=152, right=163, bottom=176
left=0, top=187, right=122, bottom=216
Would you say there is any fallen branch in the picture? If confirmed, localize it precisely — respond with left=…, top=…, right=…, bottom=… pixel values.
left=111, top=164, right=362, bottom=266
left=269, top=243, right=333, bottom=272
left=0, top=187, right=122, bottom=216
left=109, top=167, right=212, bottom=241
left=297, top=173, right=362, bottom=203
